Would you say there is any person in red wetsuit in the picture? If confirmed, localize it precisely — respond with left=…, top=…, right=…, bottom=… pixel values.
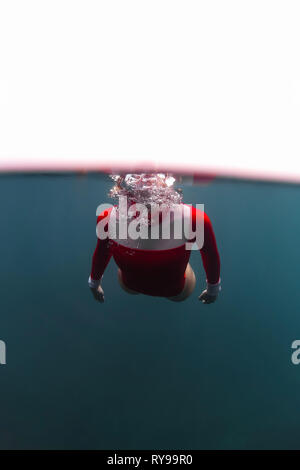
left=88, top=174, right=221, bottom=304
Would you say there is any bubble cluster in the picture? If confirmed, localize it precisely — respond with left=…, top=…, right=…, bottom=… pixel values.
left=108, top=173, right=182, bottom=208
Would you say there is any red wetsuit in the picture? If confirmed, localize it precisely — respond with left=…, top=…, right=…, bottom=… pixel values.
left=89, top=204, right=220, bottom=297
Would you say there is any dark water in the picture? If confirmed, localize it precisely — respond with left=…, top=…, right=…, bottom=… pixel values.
left=1, top=173, right=300, bottom=450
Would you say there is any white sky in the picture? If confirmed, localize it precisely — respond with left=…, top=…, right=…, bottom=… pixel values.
left=0, top=0, right=300, bottom=181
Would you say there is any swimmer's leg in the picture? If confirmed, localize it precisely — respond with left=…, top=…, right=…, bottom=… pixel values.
left=118, top=269, right=140, bottom=295
left=168, top=263, right=196, bottom=302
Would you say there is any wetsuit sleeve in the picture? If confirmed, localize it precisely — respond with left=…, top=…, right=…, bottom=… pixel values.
left=192, top=207, right=221, bottom=294
left=88, top=208, right=113, bottom=287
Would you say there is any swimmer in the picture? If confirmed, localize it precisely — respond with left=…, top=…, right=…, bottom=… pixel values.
left=88, top=173, right=221, bottom=304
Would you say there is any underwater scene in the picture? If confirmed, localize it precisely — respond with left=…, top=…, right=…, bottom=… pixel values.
left=1, top=172, right=300, bottom=449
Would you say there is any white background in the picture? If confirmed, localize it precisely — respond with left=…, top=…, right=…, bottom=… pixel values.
left=0, top=0, right=300, bottom=181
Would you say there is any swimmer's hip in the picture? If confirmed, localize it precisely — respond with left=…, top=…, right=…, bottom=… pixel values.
left=117, top=263, right=196, bottom=301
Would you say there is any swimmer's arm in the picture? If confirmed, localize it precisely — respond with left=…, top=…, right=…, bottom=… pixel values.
left=88, top=209, right=113, bottom=303
left=88, top=237, right=112, bottom=302
left=195, top=210, right=221, bottom=303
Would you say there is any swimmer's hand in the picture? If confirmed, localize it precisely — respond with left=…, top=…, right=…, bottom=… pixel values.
left=90, top=285, right=105, bottom=303
left=88, top=276, right=105, bottom=303
left=199, top=280, right=221, bottom=304
left=199, top=290, right=218, bottom=304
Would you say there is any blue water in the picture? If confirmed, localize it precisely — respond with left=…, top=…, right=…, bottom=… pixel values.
left=1, top=173, right=300, bottom=449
